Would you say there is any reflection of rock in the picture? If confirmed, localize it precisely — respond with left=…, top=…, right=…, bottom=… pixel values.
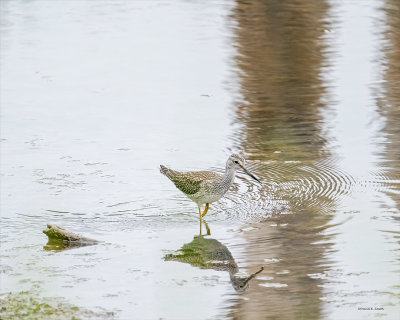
left=43, top=224, right=100, bottom=251
left=164, top=235, right=263, bottom=292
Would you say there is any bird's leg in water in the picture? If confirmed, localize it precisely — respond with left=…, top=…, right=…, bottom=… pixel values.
left=202, top=203, right=209, bottom=217
left=199, top=220, right=211, bottom=236
left=199, top=207, right=203, bottom=235
left=203, top=220, right=211, bottom=235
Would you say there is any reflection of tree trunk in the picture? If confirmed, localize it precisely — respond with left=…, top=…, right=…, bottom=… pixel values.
left=379, top=0, right=400, bottom=211
left=228, top=210, right=337, bottom=319
left=233, top=0, right=330, bottom=161
left=230, top=0, right=333, bottom=318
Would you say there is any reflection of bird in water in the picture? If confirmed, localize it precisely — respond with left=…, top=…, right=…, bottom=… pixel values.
left=160, top=154, right=260, bottom=222
left=164, top=233, right=263, bottom=292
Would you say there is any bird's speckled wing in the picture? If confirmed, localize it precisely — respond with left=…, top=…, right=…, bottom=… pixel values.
left=160, top=165, right=221, bottom=195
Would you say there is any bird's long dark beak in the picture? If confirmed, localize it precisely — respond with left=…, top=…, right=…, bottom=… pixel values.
left=240, top=164, right=261, bottom=183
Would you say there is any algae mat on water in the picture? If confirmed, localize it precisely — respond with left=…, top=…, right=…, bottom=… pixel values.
left=0, top=291, right=114, bottom=320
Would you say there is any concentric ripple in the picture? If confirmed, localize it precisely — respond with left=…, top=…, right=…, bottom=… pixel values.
left=214, top=159, right=355, bottom=222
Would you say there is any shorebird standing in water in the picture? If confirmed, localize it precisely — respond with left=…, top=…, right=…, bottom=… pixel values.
left=160, top=154, right=260, bottom=222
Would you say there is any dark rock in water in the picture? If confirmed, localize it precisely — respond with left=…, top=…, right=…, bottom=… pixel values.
left=43, top=224, right=100, bottom=251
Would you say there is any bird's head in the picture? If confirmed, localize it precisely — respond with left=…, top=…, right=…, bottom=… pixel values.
left=226, top=154, right=260, bottom=183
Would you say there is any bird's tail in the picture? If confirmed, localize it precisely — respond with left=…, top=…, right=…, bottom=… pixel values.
left=160, top=164, right=170, bottom=176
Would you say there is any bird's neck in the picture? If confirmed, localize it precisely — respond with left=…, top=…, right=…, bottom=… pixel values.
left=221, top=167, right=236, bottom=190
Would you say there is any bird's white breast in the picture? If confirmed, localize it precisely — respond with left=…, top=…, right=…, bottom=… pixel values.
left=186, top=189, right=224, bottom=206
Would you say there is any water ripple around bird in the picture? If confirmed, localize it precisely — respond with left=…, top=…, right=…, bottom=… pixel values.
left=212, top=159, right=356, bottom=222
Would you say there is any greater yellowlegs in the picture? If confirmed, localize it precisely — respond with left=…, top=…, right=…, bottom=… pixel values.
left=160, top=154, right=260, bottom=221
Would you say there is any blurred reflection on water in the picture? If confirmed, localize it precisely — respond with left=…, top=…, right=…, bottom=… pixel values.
left=379, top=0, right=400, bottom=199
left=227, top=0, right=400, bottom=319
left=228, top=1, right=334, bottom=319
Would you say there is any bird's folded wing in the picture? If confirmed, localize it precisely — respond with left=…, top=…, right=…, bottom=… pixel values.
left=162, top=168, right=202, bottom=195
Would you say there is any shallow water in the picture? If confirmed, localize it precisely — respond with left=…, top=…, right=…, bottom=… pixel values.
left=1, top=0, right=399, bottom=319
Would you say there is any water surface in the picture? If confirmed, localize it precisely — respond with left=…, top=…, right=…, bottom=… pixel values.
left=1, top=0, right=399, bottom=319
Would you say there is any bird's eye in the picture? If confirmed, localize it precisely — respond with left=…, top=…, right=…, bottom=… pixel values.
left=234, top=160, right=238, bottom=164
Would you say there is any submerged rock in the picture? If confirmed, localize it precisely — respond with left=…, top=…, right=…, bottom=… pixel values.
left=43, top=224, right=100, bottom=251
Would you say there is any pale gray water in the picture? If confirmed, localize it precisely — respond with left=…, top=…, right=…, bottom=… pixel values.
left=1, top=0, right=399, bottom=319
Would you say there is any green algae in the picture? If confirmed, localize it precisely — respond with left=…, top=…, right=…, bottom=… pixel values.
left=0, top=291, right=114, bottom=320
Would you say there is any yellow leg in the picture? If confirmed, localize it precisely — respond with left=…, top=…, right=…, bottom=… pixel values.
left=199, top=207, right=203, bottom=235
left=202, top=203, right=209, bottom=217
